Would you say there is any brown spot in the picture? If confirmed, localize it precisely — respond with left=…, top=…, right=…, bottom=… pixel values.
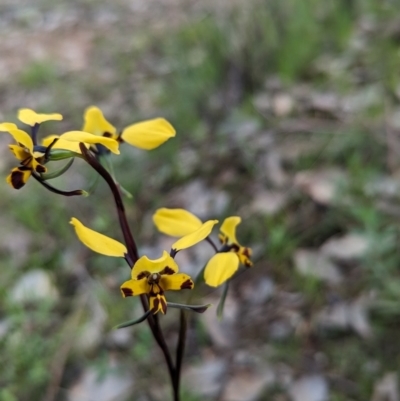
left=180, top=279, right=193, bottom=290
left=151, top=297, right=160, bottom=313
left=242, top=247, right=251, bottom=257
left=149, top=284, right=163, bottom=296
left=231, top=243, right=240, bottom=252
left=103, top=132, right=113, bottom=138
left=35, top=164, right=46, bottom=173
left=121, top=287, right=133, bottom=297
left=160, top=297, right=167, bottom=314
left=160, top=266, right=175, bottom=275
left=137, top=271, right=150, bottom=280
left=10, top=170, right=26, bottom=189
left=21, top=157, right=32, bottom=167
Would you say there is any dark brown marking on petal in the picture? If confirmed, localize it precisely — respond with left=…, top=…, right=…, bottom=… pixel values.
left=21, top=156, right=33, bottom=167
left=160, top=266, right=175, bottom=275
left=103, top=132, right=113, bottom=138
left=121, top=287, right=134, bottom=297
left=244, top=260, right=253, bottom=268
left=160, top=296, right=167, bottom=314
left=151, top=297, right=160, bottom=313
left=35, top=164, right=46, bottom=173
left=218, top=234, right=227, bottom=244
left=230, top=243, right=240, bottom=252
left=180, top=279, right=194, bottom=290
left=149, top=284, right=163, bottom=296
left=11, top=170, right=27, bottom=189
left=137, top=271, right=150, bottom=280
left=242, top=247, right=251, bottom=257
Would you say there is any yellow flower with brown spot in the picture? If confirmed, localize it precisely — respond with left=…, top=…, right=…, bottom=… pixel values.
left=80, top=106, right=176, bottom=151
left=120, top=251, right=194, bottom=314
left=70, top=217, right=197, bottom=314
left=153, top=208, right=252, bottom=287
left=0, top=123, right=47, bottom=189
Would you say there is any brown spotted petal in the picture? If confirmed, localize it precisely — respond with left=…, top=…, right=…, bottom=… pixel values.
left=120, top=278, right=149, bottom=298
left=160, top=273, right=194, bottom=291
left=149, top=294, right=168, bottom=314
left=6, top=167, right=31, bottom=189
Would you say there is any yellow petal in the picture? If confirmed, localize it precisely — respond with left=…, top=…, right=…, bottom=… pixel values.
left=18, top=108, right=62, bottom=126
left=60, top=131, right=120, bottom=154
left=121, top=118, right=176, bottom=150
left=120, top=278, right=149, bottom=297
left=42, top=135, right=89, bottom=153
left=9, top=144, right=29, bottom=162
left=6, top=129, right=33, bottom=153
left=6, top=167, right=31, bottom=189
left=220, top=216, right=241, bottom=245
left=153, top=208, right=202, bottom=237
left=82, top=106, right=117, bottom=138
left=204, top=253, right=239, bottom=287
left=149, top=294, right=168, bottom=314
left=172, top=220, right=218, bottom=251
left=70, top=217, right=127, bottom=257
left=161, top=273, right=194, bottom=291
left=132, top=251, right=178, bottom=279
left=0, top=123, right=18, bottom=131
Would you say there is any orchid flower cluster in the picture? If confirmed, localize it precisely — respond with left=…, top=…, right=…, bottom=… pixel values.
left=1, top=107, right=252, bottom=401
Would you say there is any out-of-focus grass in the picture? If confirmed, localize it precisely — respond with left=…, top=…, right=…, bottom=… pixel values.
left=1, top=0, right=400, bottom=400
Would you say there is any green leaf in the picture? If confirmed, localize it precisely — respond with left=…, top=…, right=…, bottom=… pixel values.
left=167, top=302, right=211, bottom=313
left=114, top=310, right=152, bottom=329
left=216, top=281, right=229, bottom=320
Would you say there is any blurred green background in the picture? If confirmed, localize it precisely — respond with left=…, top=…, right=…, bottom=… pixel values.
left=1, top=0, right=400, bottom=400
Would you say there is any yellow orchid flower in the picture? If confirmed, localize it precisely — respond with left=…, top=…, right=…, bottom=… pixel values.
left=121, top=251, right=194, bottom=314
left=70, top=217, right=197, bottom=314
left=152, top=208, right=252, bottom=287
left=0, top=123, right=47, bottom=189
left=81, top=106, right=176, bottom=151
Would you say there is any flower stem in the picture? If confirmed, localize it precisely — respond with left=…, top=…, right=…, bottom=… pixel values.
left=79, top=144, right=139, bottom=263
left=79, top=144, right=180, bottom=400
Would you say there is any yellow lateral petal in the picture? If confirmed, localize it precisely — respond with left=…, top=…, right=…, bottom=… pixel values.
left=204, top=253, right=239, bottom=287
left=132, top=251, right=178, bottom=279
left=120, top=278, right=149, bottom=297
left=6, top=167, right=31, bottom=189
left=7, top=129, right=33, bottom=152
left=153, top=208, right=202, bottom=237
left=18, top=108, right=62, bottom=126
left=42, top=135, right=88, bottom=153
left=82, top=106, right=117, bottom=138
left=121, top=118, right=176, bottom=150
left=0, top=123, right=18, bottom=131
left=220, top=216, right=241, bottom=244
left=161, top=273, right=194, bottom=291
left=172, top=220, right=218, bottom=251
left=70, top=217, right=127, bottom=257
left=60, top=131, right=120, bottom=154
left=9, top=144, right=29, bottom=162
